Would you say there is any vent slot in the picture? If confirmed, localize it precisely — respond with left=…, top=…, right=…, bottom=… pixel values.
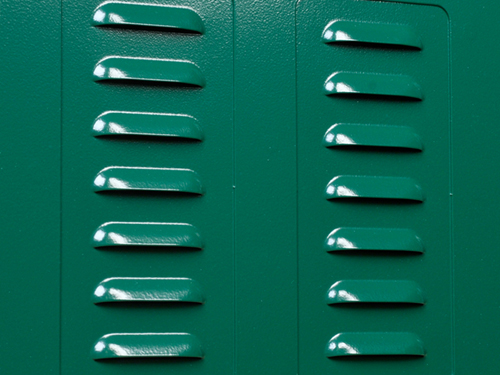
left=92, top=333, right=204, bottom=360
left=93, top=57, right=205, bottom=87
left=325, top=227, right=424, bottom=253
left=92, top=277, right=205, bottom=304
left=93, top=167, right=204, bottom=194
left=325, top=175, right=424, bottom=201
left=92, top=111, right=204, bottom=140
left=324, top=72, right=423, bottom=100
left=92, top=222, right=203, bottom=249
left=326, top=280, right=426, bottom=305
left=92, top=2, right=204, bottom=33
left=322, top=20, right=422, bottom=49
left=325, top=332, right=425, bottom=358
left=323, top=123, right=422, bottom=151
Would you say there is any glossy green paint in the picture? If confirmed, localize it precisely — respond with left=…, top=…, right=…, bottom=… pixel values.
left=323, top=123, right=423, bottom=150
left=325, top=175, right=425, bottom=201
left=92, top=2, right=205, bottom=33
left=325, top=332, right=426, bottom=357
left=92, top=112, right=204, bottom=140
left=325, top=227, right=425, bottom=253
left=93, top=167, right=204, bottom=194
left=92, top=222, right=204, bottom=249
left=3, top=0, right=500, bottom=374
left=93, top=57, right=206, bottom=86
left=326, top=280, right=426, bottom=305
left=92, top=277, right=205, bottom=304
left=92, top=333, right=204, bottom=360
left=0, top=1, right=61, bottom=374
left=324, top=71, right=423, bottom=99
left=62, top=1, right=234, bottom=374
left=297, top=2, right=451, bottom=374
left=322, top=20, right=422, bottom=49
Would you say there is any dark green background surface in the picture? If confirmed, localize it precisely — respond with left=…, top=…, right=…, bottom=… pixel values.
left=1, top=0, right=499, bottom=373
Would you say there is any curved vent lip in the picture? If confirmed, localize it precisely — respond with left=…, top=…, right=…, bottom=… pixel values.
left=324, top=227, right=424, bottom=253
left=92, top=222, right=204, bottom=249
left=92, top=2, right=205, bottom=33
left=92, top=111, right=204, bottom=141
left=92, top=167, right=204, bottom=194
left=325, top=332, right=426, bottom=358
left=93, top=57, right=206, bottom=87
left=92, top=277, right=205, bottom=304
left=324, top=72, right=423, bottom=100
left=326, top=280, right=426, bottom=305
left=325, top=175, right=425, bottom=202
left=92, top=333, right=204, bottom=360
left=323, top=123, right=423, bottom=151
left=322, top=20, right=422, bottom=49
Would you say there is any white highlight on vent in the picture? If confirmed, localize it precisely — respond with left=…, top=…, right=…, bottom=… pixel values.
left=335, top=134, right=355, bottom=145
left=94, top=285, right=106, bottom=297
left=335, top=30, right=354, bottom=41
left=93, top=64, right=106, bottom=78
left=108, top=13, right=125, bottom=24
left=94, top=341, right=106, bottom=352
left=93, top=9, right=106, bottom=22
left=335, top=82, right=355, bottom=93
left=108, top=68, right=127, bottom=79
left=108, top=177, right=129, bottom=189
left=108, top=121, right=126, bottom=134
left=335, top=237, right=355, bottom=249
left=108, top=232, right=129, bottom=245
left=93, top=119, right=106, bottom=132
left=323, top=30, right=334, bottom=40
left=336, top=186, right=357, bottom=197
left=109, top=343, right=129, bottom=356
left=109, top=288, right=133, bottom=300
left=338, top=342, right=359, bottom=354
left=94, top=229, right=106, bottom=242
left=94, top=175, right=106, bottom=187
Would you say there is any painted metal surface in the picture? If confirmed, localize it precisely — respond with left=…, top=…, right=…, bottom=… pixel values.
left=325, top=227, right=425, bottom=253
left=0, top=1, right=61, bottom=373
left=322, top=20, right=422, bottom=49
left=325, top=332, right=426, bottom=357
left=92, top=2, right=204, bottom=33
left=93, top=167, right=204, bottom=194
left=92, top=333, right=204, bottom=359
left=61, top=0, right=234, bottom=374
left=325, top=175, right=425, bottom=201
left=323, top=123, right=423, bottom=150
left=92, top=222, right=203, bottom=249
left=92, top=111, right=204, bottom=140
left=93, top=57, right=206, bottom=86
left=324, top=72, right=423, bottom=100
left=92, top=277, right=205, bottom=304
left=326, top=280, right=426, bottom=305
left=3, top=0, right=500, bottom=374
left=297, top=2, right=451, bottom=374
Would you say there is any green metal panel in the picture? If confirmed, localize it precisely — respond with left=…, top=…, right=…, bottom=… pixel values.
left=297, top=2, right=451, bottom=373
left=61, top=1, right=233, bottom=374
left=0, top=1, right=61, bottom=374
left=2, top=0, right=500, bottom=374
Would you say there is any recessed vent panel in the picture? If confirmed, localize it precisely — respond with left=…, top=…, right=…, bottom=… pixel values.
left=92, top=333, right=204, bottom=360
left=92, top=277, right=205, bottom=304
left=92, top=167, right=204, bottom=194
left=92, top=2, right=205, bottom=33
left=322, top=20, right=422, bottom=49
left=93, top=57, right=206, bottom=87
left=92, top=111, right=204, bottom=140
